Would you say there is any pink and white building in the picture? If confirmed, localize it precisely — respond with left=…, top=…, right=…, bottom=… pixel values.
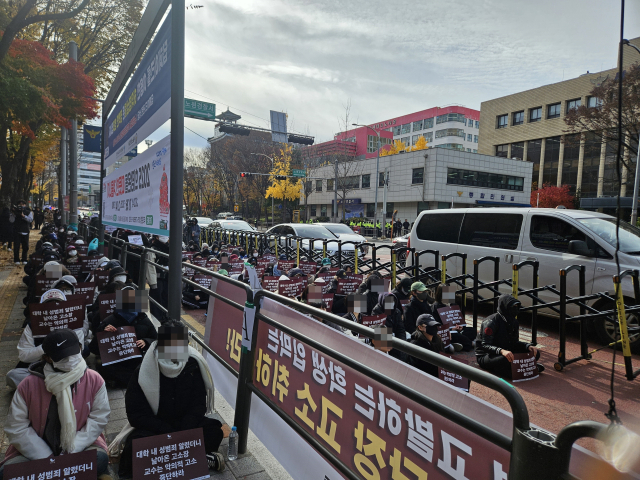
left=302, top=105, right=480, bottom=162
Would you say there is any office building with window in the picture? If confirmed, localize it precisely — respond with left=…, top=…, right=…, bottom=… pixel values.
left=77, top=126, right=102, bottom=207
left=302, top=105, right=481, bottom=164
left=304, top=149, right=532, bottom=222
left=478, top=36, right=640, bottom=206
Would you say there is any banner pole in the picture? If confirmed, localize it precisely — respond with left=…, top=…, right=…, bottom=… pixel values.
left=168, top=0, right=185, bottom=321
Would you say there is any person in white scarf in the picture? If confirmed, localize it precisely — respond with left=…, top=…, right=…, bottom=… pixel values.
left=114, top=321, right=226, bottom=476
left=2, top=329, right=110, bottom=479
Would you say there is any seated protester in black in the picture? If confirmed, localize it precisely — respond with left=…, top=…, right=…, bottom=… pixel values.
left=371, top=292, right=408, bottom=362
left=475, top=294, right=544, bottom=379
left=431, top=284, right=475, bottom=351
left=409, top=314, right=445, bottom=377
left=88, top=281, right=126, bottom=342
left=403, top=281, right=432, bottom=334
left=327, top=269, right=348, bottom=316
left=200, top=243, right=211, bottom=258
left=359, top=271, right=384, bottom=315
left=95, top=287, right=157, bottom=387
left=181, top=277, right=209, bottom=309
left=391, top=277, right=413, bottom=302
left=116, top=322, right=226, bottom=476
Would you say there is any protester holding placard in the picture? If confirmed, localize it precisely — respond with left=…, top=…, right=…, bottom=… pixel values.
left=7, top=290, right=86, bottom=390
left=475, top=294, right=544, bottom=379
left=409, top=315, right=446, bottom=377
left=403, top=281, right=433, bottom=334
left=115, top=322, right=226, bottom=476
left=358, top=272, right=384, bottom=315
left=1, top=329, right=110, bottom=478
left=372, top=292, right=408, bottom=361
left=431, top=284, right=475, bottom=352
left=96, top=288, right=157, bottom=387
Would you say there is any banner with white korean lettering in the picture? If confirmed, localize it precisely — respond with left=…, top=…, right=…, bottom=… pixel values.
left=5, top=449, right=97, bottom=480
left=103, top=134, right=171, bottom=236
left=104, top=11, right=171, bottom=169
left=132, top=428, right=209, bottom=480
left=98, top=293, right=117, bottom=321
left=29, top=299, right=85, bottom=337
left=97, top=326, right=142, bottom=365
left=254, top=299, right=509, bottom=479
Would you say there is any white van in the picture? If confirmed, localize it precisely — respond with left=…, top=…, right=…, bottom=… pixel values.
left=409, top=207, right=640, bottom=349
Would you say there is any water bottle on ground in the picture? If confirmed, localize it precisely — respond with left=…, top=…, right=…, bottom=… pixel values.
left=228, top=426, right=238, bottom=461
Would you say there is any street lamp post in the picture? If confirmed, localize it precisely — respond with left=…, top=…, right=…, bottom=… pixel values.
left=353, top=123, right=381, bottom=239
left=623, top=40, right=640, bottom=226
left=251, top=152, right=275, bottom=228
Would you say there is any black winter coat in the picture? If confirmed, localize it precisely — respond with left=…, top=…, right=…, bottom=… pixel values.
left=403, top=297, right=432, bottom=334
left=126, top=357, right=209, bottom=433
left=475, top=294, right=529, bottom=358
left=409, top=330, right=444, bottom=377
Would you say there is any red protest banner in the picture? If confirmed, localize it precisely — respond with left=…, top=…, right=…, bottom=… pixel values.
left=336, top=274, right=363, bottom=295
left=80, top=255, right=102, bottom=273
left=65, top=292, right=92, bottom=307
left=229, top=261, right=244, bottom=274
left=97, top=326, right=142, bottom=365
left=29, top=299, right=85, bottom=336
left=98, top=293, right=117, bottom=321
left=436, top=305, right=465, bottom=327
left=278, top=277, right=305, bottom=298
left=438, top=354, right=471, bottom=392
left=5, top=449, right=97, bottom=480
left=192, top=257, right=207, bottom=268
left=252, top=316, right=510, bottom=480
left=132, top=428, right=209, bottom=480
left=34, top=274, right=60, bottom=296
left=192, top=273, right=212, bottom=290
left=322, top=293, right=334, bottom=310
left=298, top=260, right=317, bottom=276
left=75, top=281, right=96, bottom=298
left=278, top=259, right=296, bottom=272
left=511, top=352, right=539, bottom=382
left=64, top=260, right=83, bottom=280
left=94, top=270, right=110, bottom=289
left=262, top=276, right=280, bottom=293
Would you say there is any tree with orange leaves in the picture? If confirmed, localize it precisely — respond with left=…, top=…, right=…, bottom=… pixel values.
left=0, top=37, right=96, bottom=207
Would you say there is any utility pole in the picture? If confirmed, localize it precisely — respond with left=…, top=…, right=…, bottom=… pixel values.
left=382, top=169, right=389, bottom=238
left=59, top=127, right=67, bottom=220
left=68, top=41, right=78, bottom=229
left=333, top=158, right=338, bottom=221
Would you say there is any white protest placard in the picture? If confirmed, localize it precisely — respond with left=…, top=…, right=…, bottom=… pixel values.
left=128, top=234, right=143, bottom=245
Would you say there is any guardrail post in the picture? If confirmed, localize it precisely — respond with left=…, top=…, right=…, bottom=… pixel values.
left=233, top=291, right=257, bottom=455
left=461, top=255, right=467, bottom=309
left=354, top=248, right=358, bottom=274
left=391, top=249, right=396, bottom=289
left=337, top=242, right=342, bottom=269
left=441, top=255, right=447, bottom=285
left=296, top=239, right=300, bottom=266
left=614, top=270, right=638, bottom=380
left=473, top=259, right=479, bottom=332
left=120, top=242, right=128, bottom=271
left=138, top=247, right=148, bottom=291
left=322, top=240, right=327, bottom=261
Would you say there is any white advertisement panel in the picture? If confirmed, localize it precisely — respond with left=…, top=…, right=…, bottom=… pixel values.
left=102, top=134, right=170, bottom=235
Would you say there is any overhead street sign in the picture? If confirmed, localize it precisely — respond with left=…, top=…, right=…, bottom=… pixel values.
left=292, top=169, right=306, bottom=177
left=184, top=98, right=216, bottom=121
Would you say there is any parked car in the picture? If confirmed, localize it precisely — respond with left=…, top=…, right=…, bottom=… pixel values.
left=323, top=223, right=368, bottom=255
left=209, top=220, right=256, bottom=232
left=266, top=223, right=361, bottom=257
left=193, top=216, right=214, bottom=229
left=216, top=212, right=235, bottom=219
left=409, top=207, right=640, bottom=349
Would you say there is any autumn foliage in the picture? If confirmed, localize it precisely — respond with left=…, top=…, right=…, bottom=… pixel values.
left=531, top=184, right=575, bottom=209
left=380, top=136, right=429, bottom=156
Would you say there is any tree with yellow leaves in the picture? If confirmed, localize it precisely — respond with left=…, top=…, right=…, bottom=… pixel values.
left=380, top=136, right=429, bottom=156
left=266, top=144, right=302, bottom=222
left=411, top=136, right=429, bottom=151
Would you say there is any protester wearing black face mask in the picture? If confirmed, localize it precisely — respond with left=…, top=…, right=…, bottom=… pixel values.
left=391, top=277, right=413, bottom=302
left=409, top=314, right=445, bottom=377
left=475, top=294, right=543, bottom=379
left=431, top=284, right=475, bottom=352
left=403, top=282, right=433, bottom=334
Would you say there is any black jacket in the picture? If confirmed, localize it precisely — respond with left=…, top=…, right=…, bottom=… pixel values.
left=126, top=357, right=208, bottom=433
left=11, top=206, right=32, bottom=234
left=371, top=293, right=407, bottom=343
left=475, top=294, right=529, bottom=358
left=430, top=301, right=448, bottom=324
left=96, top=311, right=157, bottom=353
left=403, top=297, right=432, bottom=334
left=390, top=286, right=410, bottom=302
left=409, top=330, right=444, bottom=377
left=327, top=278, right=347, bottom=315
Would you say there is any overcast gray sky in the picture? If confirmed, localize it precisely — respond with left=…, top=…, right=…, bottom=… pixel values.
left=168, top=0, right=640, bottom=148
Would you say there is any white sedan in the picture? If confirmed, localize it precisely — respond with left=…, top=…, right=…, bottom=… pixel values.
left=323, top=223, right=369, bottom=255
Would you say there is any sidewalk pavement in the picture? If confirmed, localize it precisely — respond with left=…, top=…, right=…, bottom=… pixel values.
left=0, top=244, right=285, bottom=480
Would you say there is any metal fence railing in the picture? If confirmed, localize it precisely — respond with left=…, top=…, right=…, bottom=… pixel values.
left=74, top=221, right=634, bottom=479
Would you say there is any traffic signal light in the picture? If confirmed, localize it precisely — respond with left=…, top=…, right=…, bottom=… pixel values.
left=240, top=172, right=251, bottom=177
left=287, top=134, right=314, bottom=145
left=219, top=124, right=250, bottom=136
left=275, top=175, right=286, bottom=180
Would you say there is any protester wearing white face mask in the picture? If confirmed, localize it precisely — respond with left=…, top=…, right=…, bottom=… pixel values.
left=1, top=329, right=110, bottom=480
left=52, top=275, right=93, bottom=356
left=7, top=290, right=85, bottom=390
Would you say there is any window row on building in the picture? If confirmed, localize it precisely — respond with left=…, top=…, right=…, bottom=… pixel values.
left=392, top=116, right=479, bottom=136
left=366, top=135, right=392, bottom=153
left=496, top=96, right=601, bottom=129
left=447, top=168, right=525, bottom=191
left=309, top=202, right=416, bottom=219
left=492, top=134, right=627, bottom=198
left=313, top=168, right=428, bottom=193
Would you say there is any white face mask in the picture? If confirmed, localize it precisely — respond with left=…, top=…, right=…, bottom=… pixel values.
left=61, top=289, right=73, bottom=296
left=114, top=275, right=127, bottom=283
left=52, top=352, right=83, bottom=372
left=253, top=253, right=259, bottom=257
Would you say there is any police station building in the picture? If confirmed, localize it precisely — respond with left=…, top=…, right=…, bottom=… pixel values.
left=304, top=148, right=533, bottom=223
